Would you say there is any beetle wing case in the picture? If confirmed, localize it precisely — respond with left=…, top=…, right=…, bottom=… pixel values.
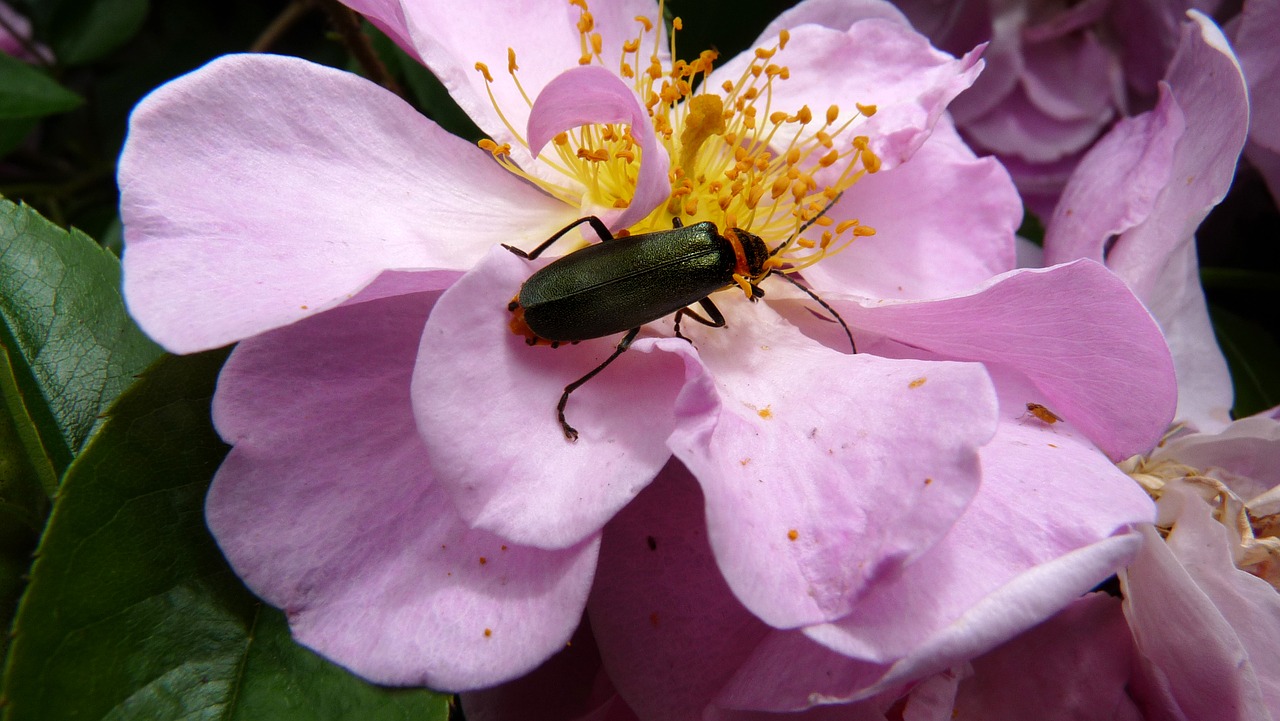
left=517, top=222, right=738, bottom=342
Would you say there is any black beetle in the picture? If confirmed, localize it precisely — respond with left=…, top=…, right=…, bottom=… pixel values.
left=504, top=200, right=855, bottom=441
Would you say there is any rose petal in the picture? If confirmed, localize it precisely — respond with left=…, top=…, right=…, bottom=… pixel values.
left=593, top=370, right=1151, bottom=714
left=1020, top=30, right=1120, bottom=123
left=587, top=463, right=773, bottom=720
left=206, top=292, right=597, bottom=690
left=120, top=53, right=574, bottom=353
left=339, top=0, right=418, bottom=59
left=1043, top=85, right=1183, bottom=266
left=953, top=594, right=1141, bottom=720
left=1047, top=11, right=1245, bottom=430
left=526, top=65, right=669, bottom=228
left=1121, top=484, right=1278, bottom=719
left=756, top=0, right=910, bottom=38
left=668, top=300, right=998, bottom=628
left=460, top=619, right=628, bottom=721
left=399, top=0, right=664, bottom=171
left=830, top=259, right=1176, bottom=460
left=1104, top=11, right=1247, bottom=300
left=722, top=376, right=1150, bottom=706
left=942, top=2, right=1023, bottom=125
left=1236, top=0, right=1280, bottom=152
left=708, top=18, right=983, bottom=172
left=802, top=118, right=1019, bottom=301
left=961, top=85, right=1112, bottom=163
left=413, top=247, right=689, bottom=549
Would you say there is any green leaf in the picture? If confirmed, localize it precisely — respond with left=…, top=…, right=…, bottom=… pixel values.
left=0, top=344, right=45, bottom=658
left=44, top=0, right=150, bottom=66
left=1, top=351, right=450, bottom=721
left=1200, top=268, right=1280, bottom=294
left=1210, top=304, right=1280, bottom=418
left=1016, top=207, right=1045, bottom=247
left=0, top=200, right=162, bottom=474
left=0, top=53, right=82, bottom=120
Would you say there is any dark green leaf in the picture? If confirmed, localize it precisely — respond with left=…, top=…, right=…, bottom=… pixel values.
left=1016, top=207, right=1045, bottom=247
left=0, top=118, right=39, bottom=157
left=0, top=200, right=162, bottom=473
left=1, top=351, right=449, bottom=721
left=0, top=53, right=82, bottom=120
left=0, top=342, right=46, bottom=659
left=1200, top=268, right=1280, bottom=294
left=1211, top=304, right=1280, bottom=418
left=44, top=0, right=150, bottom=65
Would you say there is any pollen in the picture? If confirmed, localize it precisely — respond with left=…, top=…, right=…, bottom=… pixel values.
left=470, top=0, right=880, bottom=268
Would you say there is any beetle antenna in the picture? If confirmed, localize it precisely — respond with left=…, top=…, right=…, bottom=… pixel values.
left=769, top=191, right=845, bottom=258
left=774, top=272, right=857, bottom=354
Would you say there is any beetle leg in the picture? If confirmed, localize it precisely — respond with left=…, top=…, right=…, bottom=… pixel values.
left=673, top=297, right=726, bottom=343
left=558, top=327, right=642, bottom=441
left=672, top=217, right=684, bottom=228
left=503, top=215, right=614, bottom=259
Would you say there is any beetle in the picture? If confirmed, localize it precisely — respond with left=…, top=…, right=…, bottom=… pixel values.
left=504, top=198, right=855, bottom=441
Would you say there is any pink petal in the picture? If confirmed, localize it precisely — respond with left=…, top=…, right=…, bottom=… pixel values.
left=725, top=384, right=1151, bottom=705
left=961, top=85, right=1112, bottom=163
left=412, top=248, right=690, bottom=549
left=1121, top=484, right=1279, bottom=719
left=587, top=463, right=773, bottom=721
left=1043, top=85, right=1184, bottom=266
left=339, top=0, right=418, bottom=59
left=1020, top=28, right=1120, bottom=123
left=399, top=0, right=663, bottom=170
left=586, top=465, right=916, bottom=720
left=721, top=389, right=1152, bottom=712
left=668, top=300, right=998, bottom=628
left=953, top=594, right=1142, bottom=720
left=120, top=53, right=574, bottom=353
left=1108, top=0, right=1182, bottom=98
left=206, top=292, right=597, bottom=690
left=942, top=3, right=1022, bottom=126
left=460, top=620, right=631, bottom=721
left=708, top=18, right=983, bottom=172
left=1143, top=232, right=1234, bottom=429
left=1046, top=12, right=1246, bottom=430
left=831, top=260, right=1177, bottom=460
left=1237, top=0, right=1280, bottom=153
left=526, top=65, right=669, bottom=228
left=756, top=0, right=910, bottom=37
left=1104, top=12, right=1247, bottom=301
left=1249, top=141, right=1280, bottom=206
left=803, top=118, right=1019, bottom=301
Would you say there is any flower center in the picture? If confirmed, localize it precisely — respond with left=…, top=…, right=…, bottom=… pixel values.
left=473, top=0, right=880, bottom=275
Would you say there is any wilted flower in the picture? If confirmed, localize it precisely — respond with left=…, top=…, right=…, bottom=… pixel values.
left=120, top=0, right=1176, bottom=707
